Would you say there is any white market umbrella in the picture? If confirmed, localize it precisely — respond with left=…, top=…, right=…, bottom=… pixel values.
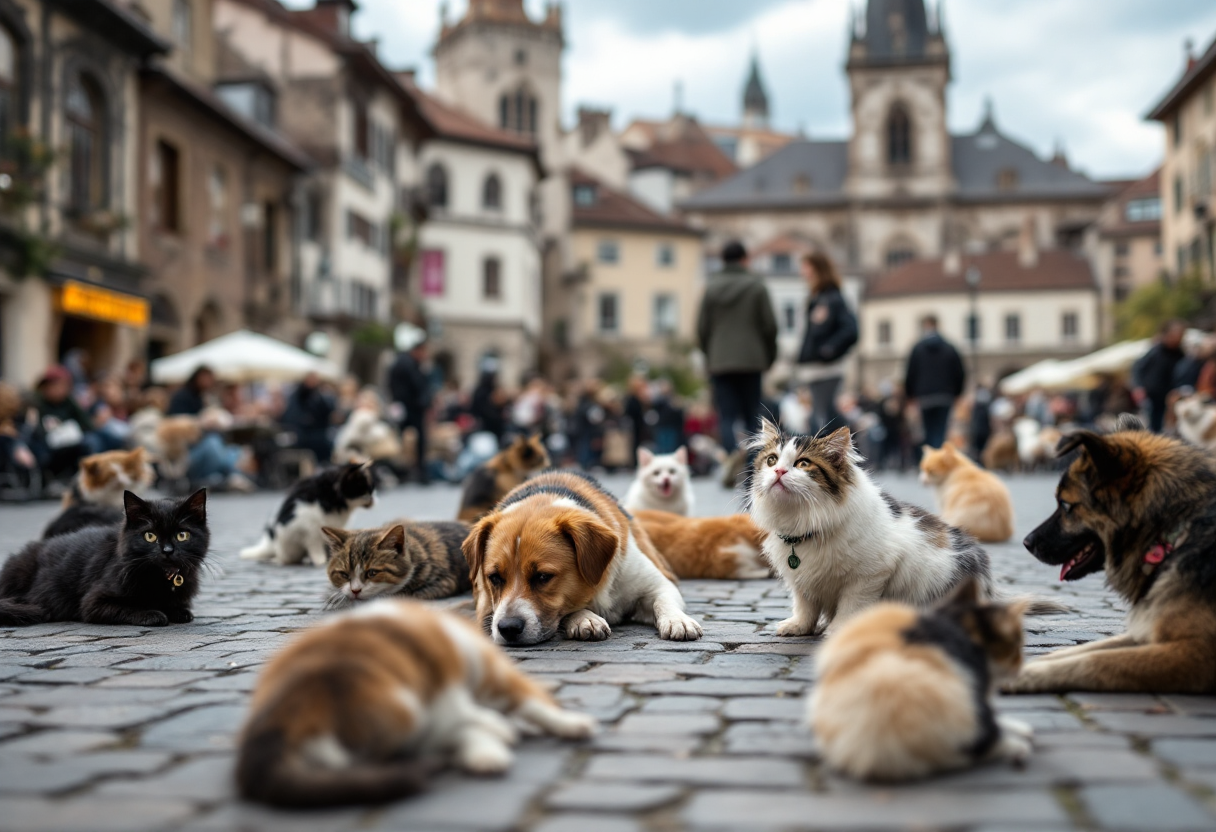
left=1000, top=360, right=1070, bottom=396
left=150, top=330, right=340, bottom=385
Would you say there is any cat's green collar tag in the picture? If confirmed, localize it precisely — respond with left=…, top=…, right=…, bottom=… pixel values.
left=787, top=553, right=801, bottom=570
left=777, top=532, right=815, bottom=571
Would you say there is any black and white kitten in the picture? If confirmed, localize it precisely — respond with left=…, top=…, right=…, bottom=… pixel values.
left=747, top=420, right=991, bottom=637
left=239, top=463, right=376, bottom=566
left=0, top=489, right=210, bottom=626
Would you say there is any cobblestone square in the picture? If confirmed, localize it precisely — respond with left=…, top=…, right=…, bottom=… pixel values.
left=2, top=472, right=1216, bottom=831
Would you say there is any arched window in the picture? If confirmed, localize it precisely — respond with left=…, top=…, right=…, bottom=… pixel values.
left=426, top=163, right=448, bottom=209
left=482, top=173, right=501, bottom=210
left=0, top=26, right=16, bottom=138
left=482, top=256, right=501, bottom=299
left=172, top=0, right=192, bottom=58
left=66, top=71, right=105, bottom=212
left=498, top=85, right=537, bottom=136
left=887, top=102, right=912, bottom=167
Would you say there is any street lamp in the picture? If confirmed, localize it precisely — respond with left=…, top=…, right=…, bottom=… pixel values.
left=965, top=265, right=981, bottom=388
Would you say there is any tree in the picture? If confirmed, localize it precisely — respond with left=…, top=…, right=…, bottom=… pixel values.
left=1114, top=271, right=1209, bottom=340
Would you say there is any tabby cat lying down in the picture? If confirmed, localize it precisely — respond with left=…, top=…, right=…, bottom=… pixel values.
left=323, top=520, right=471, bottom=607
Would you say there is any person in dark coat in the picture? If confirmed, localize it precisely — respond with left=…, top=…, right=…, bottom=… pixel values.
left=904, top=315, right=966, bottom=450
left=389, top=328, right=433, bottom=483
left=469, top=358, right=506, bottom=442
left=1133, top=319, right=1187, bottom=433
left=29, top=365, right=95, bottom=483
left=696, top=241, right=778, bottom=454
left=167, top=366, right=215, bottom=416
left=796, top=251, right=858, bottom=434
left=280, top=372, right=335, bottom=463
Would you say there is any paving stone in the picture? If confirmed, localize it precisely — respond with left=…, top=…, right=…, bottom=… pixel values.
left=0, top=750, right=172, bottom=793
left=139, top=704, right=248, bottom=750
left=592, top=732, right=702, bottom=754
left=1080, top=783, right=1216, bottom=831
left=94, top=670, right=216, bottom=688
left=679, top=654, right=789, bottom=679
left=721, top=721, right=816, bottom=758
left=0, top=797, right=198, bottom=832
left=13, top=667, right=119, bottom=685
left=1152, top=738, right=1216, bottom=768
left=94, top=754, right=234, bottom=800
left=927, top=746, right=1158, bottom=788
left=721, top=697, right=805, bottom=721
left=180, top=803, right=365, bottom=832
left=557, top=664, right=681, bottom=684
left=1088, top=711, right=1216, bottom=736
left=683, top=789, right=1070, bottom=829
left=615, top=712, right=720, bottom=735
left=633, top=678, right=804, bottom=697
left=1068, top=692, right=1168, bottom=711
left=512, top=658, right=590, bottom=673
left=532, top=815, right=642, bottom=832
left=584, top=754, right=803, bottom=787
left=0, top=730, right=119, bottom=757
left=639, top=695, right=723, bottom=714
left=26, top=704, right=175, bottom=730
left=545, top=782, right=685, bottom=812
left=1161, top=695, right=1216, bottom=717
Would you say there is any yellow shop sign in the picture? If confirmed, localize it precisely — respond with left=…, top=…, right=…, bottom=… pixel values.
left=60, top=280, right=149, bottom=328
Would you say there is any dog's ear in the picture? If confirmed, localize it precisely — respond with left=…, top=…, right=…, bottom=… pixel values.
left=462, top=517, right=496, bottom=581
left=1114, top=413, right=1146, bottom=433
left=637, top=447, right=654, bottom=467
left=1057, top=430, right=1125, bottom=480
left=554, top=510, right=617, bottom=586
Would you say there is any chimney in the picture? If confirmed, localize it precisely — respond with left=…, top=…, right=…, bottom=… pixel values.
left=943, top=249, right=961, bottom=275
left=1185, top=38, right=1196, bottom=70
left=1050, top=139, right=1069, bottom=169
left=1017, top=215, right=1038, bottom=269
left=578, top=107, right=611, bottom=147
left=312, top=0, right=356, bottom=38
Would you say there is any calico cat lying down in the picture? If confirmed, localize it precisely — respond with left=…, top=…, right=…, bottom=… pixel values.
left=323, top=520, right=472, bottom=607
left=236, top=598, right=596, bottom=807
left=811, top=578, right=1033, bottom=781
left=0, top=489, right=209, bottom=626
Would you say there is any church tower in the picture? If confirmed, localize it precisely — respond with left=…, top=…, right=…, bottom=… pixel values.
left=433, top=0, right=564, bottom=169
left=742, top=53, right=770, bottom=129
left=845, top=0, right=952, bottom=200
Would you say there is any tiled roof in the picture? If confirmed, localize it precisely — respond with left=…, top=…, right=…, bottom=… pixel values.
left=405, top=82, right=538, bottom=158
left=569, top=168, right=700, bottom=235
left=1100, top=169, right=1161, bottom=239
left=625, top=117, right=738, bottom=181
left=70, top=0, right=170, bottom=57
left=1147, top=35, right=1216, bottom=120
left=680, top=140, right=849, bottom=209
left=867, top=249, right=1096, bottom=299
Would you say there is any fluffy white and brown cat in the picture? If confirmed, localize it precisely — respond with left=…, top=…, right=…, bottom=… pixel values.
left=747, top=420, right=992, bottom=637
left=236, top=598, right=596, bottom=807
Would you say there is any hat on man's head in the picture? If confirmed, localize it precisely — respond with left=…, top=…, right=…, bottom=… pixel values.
left=721, top=241, right=748, bottom=264
left=37, top=365, right=72, bottom=388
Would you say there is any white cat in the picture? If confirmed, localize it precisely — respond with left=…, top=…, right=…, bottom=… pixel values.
left=623, top=447, right=694, bottom=516
left=747, top=420, right=992, bottom=637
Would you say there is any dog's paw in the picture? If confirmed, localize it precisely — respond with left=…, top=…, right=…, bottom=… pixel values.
left=658, top=613, right=703, bottom=641
left=1000, top=662, right=1059, bottom=694
left=564, top=611, right=611, bottom=641
left=775, top=617, right=816, bottom=637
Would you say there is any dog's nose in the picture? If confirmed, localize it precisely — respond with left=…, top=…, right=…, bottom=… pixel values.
left=1022, top=533, right=1035, bottom=552
left=497, top=617, right=526, bottom=642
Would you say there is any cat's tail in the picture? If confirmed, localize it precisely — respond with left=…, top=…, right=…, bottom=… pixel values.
left=239, top=533, right=275, bottom=561
left=236, top=725, right=429, bottom=808
left=995, top=591, right=1071, bottom=616
left=0, top=599, right=43, bottom=626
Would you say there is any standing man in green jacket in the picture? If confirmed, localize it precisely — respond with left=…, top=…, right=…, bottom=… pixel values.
left=697, top=241, right=778, bottom=456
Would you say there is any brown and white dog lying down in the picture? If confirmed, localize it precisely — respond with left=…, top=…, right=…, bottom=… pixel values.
left=634, top=510, right=771, bottom=579
left=1175, top=393, right=1216, bottom=451
left=463, top=470, right=703, bottom=645
left=1007, top=416, right=1216, bottom=693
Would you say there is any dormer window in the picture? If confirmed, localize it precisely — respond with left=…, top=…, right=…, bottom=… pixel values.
left=996, top=168, right=1019, bottom=192
left=573, top=183, right=596, bottom=206
left=792, top=174, right=811, bottom=194
left=215, top=82, right=277, bottom=129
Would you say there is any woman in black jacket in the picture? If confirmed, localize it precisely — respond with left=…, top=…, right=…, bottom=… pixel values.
left=796, top=251, right=858, bottom=434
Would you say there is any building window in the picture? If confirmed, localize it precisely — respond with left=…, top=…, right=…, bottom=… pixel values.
left=1174, top=175, right=1184, bottom=213
left=995, top=168, right=1019, bottom=191
left=151, top=139, right=180, bottom=233
left=350, top=283, right=377, bottom=320
left=1061, top=311, right=1078, bottom=342
left=304, top=190, right=322, bottom=241
left=426, top=163, right=448, bottom=209
left=887, top=102, right=912, bottom=166
left=1114, top=241, right=1130, bottom=258
left=352, top=98, right=370, bottom=161
left=598, top=293, right=619, bottom=334
left=1199, top=147, right=1213, bottom=199
left=597, top=240, right=619, bottom=264
left=656, top=242, right=675, bottom=267
left=263, top=202, right=277, bottom=272
left=886, top=246, right=916, bottom=268
left=206, top=165, right=228, bottom=248
left=482, top=173, right=501, bottom=211
left=499, top=85, right=537, bottom=136
left=172, top=0, right=191, bottom=59
left=482, top=257, right=501, bottom=300
left=66, top=71, right=105, bottom=213
left=654, top=293, right=677, bottom=336
left=783, top=302, right=797, bottom=333
left=1005, top=313, right=1021, bottom=344
left=771, top=253, right=792, bottom=273
left=1113, top=265, right=1130, bottom=279
left=514, top=48, right=527, bottom=66
left=1178, top=244, right=1187, bottom=275
left=1174, top=112, right=1183, bottom=148
left=0, top=25, right=18, bottom=139
left=877, top=320, right=893, bottom=347
left=347, top=210, right=376, bottom=248
left=1125, top=196, right=1161, bottom=222
left=966, top=313, right=980, bottom=344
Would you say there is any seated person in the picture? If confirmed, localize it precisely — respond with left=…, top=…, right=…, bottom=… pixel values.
left=187, top=406, right=255, bottom=492
left=29, top=366, right=95, bottom=484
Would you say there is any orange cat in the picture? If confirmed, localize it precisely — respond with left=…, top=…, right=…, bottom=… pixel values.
left=634, top=511, right=771, bottom=579
left=919, top=442, right=1014, bottom=543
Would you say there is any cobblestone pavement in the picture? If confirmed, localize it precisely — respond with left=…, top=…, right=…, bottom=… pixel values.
left=2, top=471, right=1216, bottom=831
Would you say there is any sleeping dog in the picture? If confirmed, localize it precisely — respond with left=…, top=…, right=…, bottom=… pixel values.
left=462, top=470, right=703, bottom=645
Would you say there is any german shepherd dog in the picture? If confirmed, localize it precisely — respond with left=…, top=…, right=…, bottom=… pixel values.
left=1008, top=415, right=1216, bottom=693
left=457, top=434, right=550, bottom=523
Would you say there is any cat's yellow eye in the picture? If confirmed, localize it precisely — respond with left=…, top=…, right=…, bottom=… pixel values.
left=365, top=569, right=378, bottom=578
left=144, top=532, right=157, bottom=543
left=765, top=454, right=778, bottom=467
left=795, top=459, right=812, bottom=470
left=176, top=531, right=190, bottom=542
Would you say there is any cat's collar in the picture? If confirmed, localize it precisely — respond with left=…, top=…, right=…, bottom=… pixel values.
left=776, top=531, right=816, bottom=570
left=164, top=568, right=185, bottom=589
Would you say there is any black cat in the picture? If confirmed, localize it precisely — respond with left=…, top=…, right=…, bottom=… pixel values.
left=43, top=504, right=124, bottom=539
left=0, top=489, right=210, bottom=626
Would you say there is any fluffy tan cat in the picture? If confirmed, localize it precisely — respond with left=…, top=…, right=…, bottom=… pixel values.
left=236, top=598, right=596, bottom=807
left=810, top=579, right=1032, bottom=781
left=919, top=442, right=1015, bottom=543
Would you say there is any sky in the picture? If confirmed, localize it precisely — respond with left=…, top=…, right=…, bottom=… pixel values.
left=287, top=0, right=1216, bottom=181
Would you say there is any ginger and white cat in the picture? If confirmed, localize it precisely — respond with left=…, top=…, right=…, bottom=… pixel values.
left=236, top=598, right=596, bottom=807
left=811, top=579, right=1033, bottom=781
left=919, top=442, right=1015, bottom=543
left=623, top=446, right=694, bottom=516
left=747, top=420, right=992, bottom=637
